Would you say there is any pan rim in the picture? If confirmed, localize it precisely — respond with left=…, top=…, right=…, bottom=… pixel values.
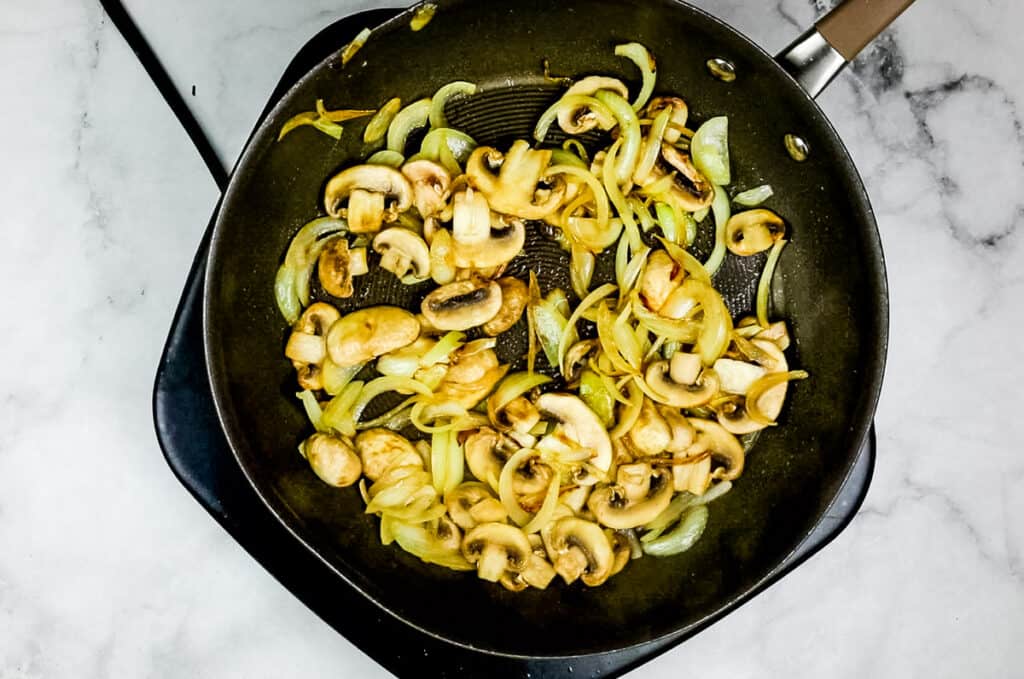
left=203, top=0, right=889, bottom=658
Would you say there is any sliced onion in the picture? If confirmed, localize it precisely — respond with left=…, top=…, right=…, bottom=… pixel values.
left=615, top=42, right=657, bottom=111
left=691, top=116, right=731, bottom=186
left=296, top=390, right=324, bottom=431
left=420, top=127, right=477, bottom=164
left=746, top=370, right=808, bottom=425
left=429, top=81, right=477, bottom=128
left=356, top=396, right=416, bottom=431
left=733, top=184, right=774, bottom=207
left=756, top=238, right=788, bottom=328
left=658, top=237, right=712, bottom=285
left=631, top=295, right=700, bottom=342
left=570, top=245, right=596, bottom=299
left=320, top=380, right=365, bottom=436
left=549, top=148, right=588, bottom=169
left=498, top=448, right=538, bottom=525
left=609, top=379, right=644, bottom=439
left=274, top=266, right=300, bottom=324
left=549, top=164, right=612, bottom=245
left=275, top=218, right=347, bottom=322
left=489, top=372, right=552, bottom=415
left=558, top=283, right=618, bottom=375
left=350, top=376, right=434, bottom=425
left=595, top=303, right=636, bottom=375
left=521, top=474, right=561, bottom=534
left=634, top=108, right=670, bottom=183
left=702, top=185, right=731, bottom=276
left=534, top=95, right=615, bottom=142
left=410, top=399, right=469, bottom=433
left=631, top=197, right=656, bottom=232
left=563, top=139, right=589, bottom=163
left=642, top=505, right=709, bottom=557
left=682, top=279, right=733, bottom=365
left=364, top=97, right=402, bottom=144
left=533, top=296, right=569, bottom=369
left=420, top=331, right=465, bottom=367
left=430, top=429, right=449, bottom=492
left=386, top=98, right=432, bottom=153
left=594, top=90, right=641, bottom=184
left=600, top=139, right=642, bottom=252
left=366, top=149, right=405, bottom=167
left=339, top=27, right=371, bottom=66
left=389, top=519, right=475, bottom=571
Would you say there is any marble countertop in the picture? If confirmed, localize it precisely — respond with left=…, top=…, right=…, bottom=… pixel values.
left=2, top=0, right=1022, bottom=676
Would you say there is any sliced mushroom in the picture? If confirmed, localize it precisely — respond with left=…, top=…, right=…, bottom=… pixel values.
left=616, top=462, right=653, bottom=503
left=535, top=393, right=613, bottom=473
left=726, top=209, right=786, bottom=256
left=420, top=278, right=502, bottom=331
left=452, top=187, right=491, bottom=245
left=627, top=398, right=671, bottom=457
left=644, top=361, right=720, bottom=408
left=659, top=406, right=696, bottom=453
left=372, top=227, right=430, bottom=281
left=463, top=428, right=510, bottom=491
left=716, top=340, right=790, bottom=434
left=563, top=339, right=599, bottom=386
left=453, top=215, right=527, bottom=269
left=669, top=352, right=702, bottom=386
left=544, top=517, right=614, bottom=586
left=401, top=159, right=452, bottom=218
left=446, top=482, right=507, bottom=529
left=466, top=141, right=565, bottom=220
left=660, top=143, right=714, bottom=212
left=644, top=96, right=689, bottom=144
left=488, top=395, right=541, bottom=434
left=323, top=165, right=413, bottom=233
left=317, top=238, right=356, bottom=298
left=557, top=76, right=628, bottom=134
left=354, top=428, right=423, bottom=482
left=689, top=418, right=744, bottom=481
left=461, top=522, right=532, bottom=582
left=673, top=454, right=712, bottom=494
left=326, top=305, right=420, bottom=367
left=483, top=277, right=528, bottom=335
left=417, top=516, right=461, bottom=555
left=285, top=302, right=341, bottom=390
left=640, top=250, right=682, bottom=311
left=587, top=469, right=674, bottom=529
left=428, top=227, right=457, bottom=285
left=659, top=284, right=699, bottom=320
left=559, top=486, right=592, bottom=514
left=608, top=530, right=633, bottom=577
left=302, top=433, right=362, bottom=487
left=756, top=320, right=790, bottom=351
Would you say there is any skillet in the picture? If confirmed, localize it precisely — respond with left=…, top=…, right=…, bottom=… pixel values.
left=205, top=0, right=909, bottom=656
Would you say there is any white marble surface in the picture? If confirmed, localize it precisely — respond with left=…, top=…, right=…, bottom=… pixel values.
left=2, top=0, right=1022, bottom=676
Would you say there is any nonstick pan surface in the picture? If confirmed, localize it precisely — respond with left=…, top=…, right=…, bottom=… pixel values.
left=205, top=0, right=887, bottom=657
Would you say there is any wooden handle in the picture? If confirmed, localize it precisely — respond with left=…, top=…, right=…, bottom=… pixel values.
left=816, top=0, right=916, bottom=61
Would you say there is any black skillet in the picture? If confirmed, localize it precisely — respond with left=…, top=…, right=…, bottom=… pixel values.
left=204, top=0, right=910, bottom=657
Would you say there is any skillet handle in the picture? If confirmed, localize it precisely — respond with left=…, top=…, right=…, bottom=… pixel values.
left=777, top=0, right=916, bottom=99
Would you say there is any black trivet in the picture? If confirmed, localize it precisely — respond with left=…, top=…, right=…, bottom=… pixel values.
left=152, top=8, right=875, bottom=677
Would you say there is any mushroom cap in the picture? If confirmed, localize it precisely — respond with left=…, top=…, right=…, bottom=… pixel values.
left=563, top=339, right=599, bottom=385
left=545, top=517, right=615, bottom=587
left=645, top=361, right=720, bottom=408
left=420, top=278, right=503, bottom=331
left=453, top=217, right=526, bottom=269
left=463, top=428, right=508, bottom=491
left=644, top=96, right=689, bottom=143
left=482, top=277, right=529, bottom=336
left=689, top=418, right=744, bottom=480
left=587, top=469, right=674, bottom=529
left=326, top=305, right=421, bottom=367
left=296, top=302, right=341, bottom=336
left=323, top=164, right=413, bottom=218
left=446, top=482, right=505, bottom=529
left=659, top=406, right=696, bottom=453
left=659, top=143, right=714, bottom=212
left=317, top=238, right=355, bottom=298
left=466, top=141, right=564, bottom=220
left=304, top=433, right=362, bottom=487
left=461, top=522, right=532, bottom=582
left=372, top=227, right=431, bottom=280
left=627, top=398, right=672, bottom=457
left=726, top=209, right=786, bottom=257
left=354, top=428, right=423, bottom=481
left=535, top=393, right=613, bottom=472
left=640, top=250, right=681, bottom=312
left=401, top=159, right=452, bottom=218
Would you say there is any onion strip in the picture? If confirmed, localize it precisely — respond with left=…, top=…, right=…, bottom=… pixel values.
left=534, top=95, right=615, bottom=142
left=610, top=379, right=644, bottom=439
left=746, top=370, right=808, bottom=425
left=521, top=474, right=561, bottom=534
left=429, top=81, right=477, bottom=129
left=756, top=239, right=788, bottom=328
left=387, top=98, right=432, bottom=153
left=615, top=42, right=657, bottom=111
left=498, top=448, right=538, bottom=525
left=557, top=283, right=618, bottom=375
left=703, top=185, right=731, bottom=276
left=594, top=90, right=641, bottom=184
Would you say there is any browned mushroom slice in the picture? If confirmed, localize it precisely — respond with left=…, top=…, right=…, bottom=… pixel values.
left=482, top=277, right=528, bottom=336
left=302, top=433, right=362, bottom=487
left=420, top=278, right=503, bottom=331
left=285, top=302, right=341, bottom=390
left=658, top=143, right=714, bottom=212
left=461, top=522, right=532, bottom=582
left=587, top=469, right=674, bottom=529
left=354, top=428, right=423, bottom=482
left=372, top=227, right=430, bottom=281
left=326, top=305, right=421, bottom=367
left=644, top=361, right=720, bottom=408
left=401, top=159, right=452, bottom=218
left=323, top=164, right=413, bottom=233
left=726, top=209, right=786, bottom=256
left=644, top=96, right=689, bottom=143
left=544, top=517, right=615, bottom=586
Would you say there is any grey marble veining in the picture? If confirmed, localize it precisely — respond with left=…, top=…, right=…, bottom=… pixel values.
left=1, top=0, right=1022, bottom=677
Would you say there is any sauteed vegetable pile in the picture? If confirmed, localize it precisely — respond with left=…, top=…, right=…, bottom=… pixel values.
left=273, top=43, right=806, bottom=591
